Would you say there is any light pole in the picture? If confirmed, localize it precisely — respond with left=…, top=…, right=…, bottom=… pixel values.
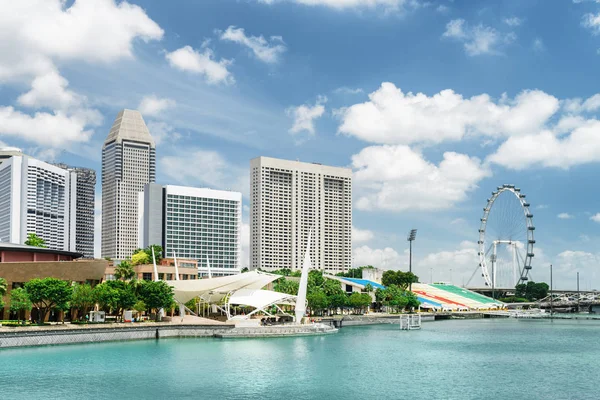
left=550, top=264, right=553, bottom=318
left=408, top=229, right=417, bottom=292
left=577, top=271, right=580, bottom=313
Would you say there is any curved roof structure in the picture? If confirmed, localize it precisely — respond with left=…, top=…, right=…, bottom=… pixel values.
left=167, top=270, right=281, bottom=304
left=227, top=289, right=297, bottom=320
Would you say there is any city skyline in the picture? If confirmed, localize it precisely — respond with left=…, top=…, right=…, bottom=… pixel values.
left=1, top=1, right=600, bottom=288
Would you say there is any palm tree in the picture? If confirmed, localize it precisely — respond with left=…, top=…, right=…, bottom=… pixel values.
left=114, top=261, right=135, bottom=281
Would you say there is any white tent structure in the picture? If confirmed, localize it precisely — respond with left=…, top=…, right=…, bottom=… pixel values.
left=226, top=289, right=297, bottom=320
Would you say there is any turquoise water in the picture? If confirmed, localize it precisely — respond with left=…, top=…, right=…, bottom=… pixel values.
left=1, top=319, right=598, bottom=400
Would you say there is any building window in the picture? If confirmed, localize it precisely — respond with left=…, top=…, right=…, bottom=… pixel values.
left=142, top=273, right=153, bottom=281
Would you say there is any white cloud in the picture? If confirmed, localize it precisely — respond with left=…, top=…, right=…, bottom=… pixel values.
left=0, top=107, right=102, bottom=147
left=533, top=38, right=544, bottom=52
left=436, top=5, right=449, bottom=13
left=503, top=17, right=523, bottom=27
left=487, top=120, right=600, bottom=169
left=443, top=19, right=514, bottom=56
left=286, top=96, right=327, bottom=135
left=590, top=213, right=600, bottom=222
left=583, top=12, right=600, bottom=34
left=415, top=241, right=479, bottom=284
left=258, top=0, right=417, bottom=12
left=146, top=121, right=181, bottom=146
left=558, top=213, right=574, bottom=219
left=0, top=0, right=163, bottom=83
left=165, top=46, right=234, bottom=85
left=219, top=26, right=286, bottom=64
left=159, top=148, right=248, bottom=196
left=334, top=87, right=364, bottom=95
left=338, top=83, right=559, bottom=145
left=555, top=250, right=600, bottom=290
left=352, top=145, right=490, bottom=212
left=562, top=93, right=600, bottom=114
left=352, top=226, right=374, bottom=243
left=353, top=245, right=404, bottom=270
left=17, top=70, right=81, bottom=110
left=138, top=95, right=176, bottom=117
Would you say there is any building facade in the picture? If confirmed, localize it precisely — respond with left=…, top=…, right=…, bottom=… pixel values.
left=0, top=150, right=77, bottom=251
left=138, top=184, right=242, bottom=278
left=250, top=156, right=352, bottom=273
left=54, top=164, right=96, bottom=258
left=101, top=109, right=155, bottom=260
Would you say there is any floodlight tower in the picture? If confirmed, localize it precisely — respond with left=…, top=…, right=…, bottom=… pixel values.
left=408, top=229, right=417, bottom=292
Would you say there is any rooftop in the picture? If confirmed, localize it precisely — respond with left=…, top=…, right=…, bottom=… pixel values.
left=0, top=242, right=83, bottom=258
left=104, top=109, right=155, bottom=147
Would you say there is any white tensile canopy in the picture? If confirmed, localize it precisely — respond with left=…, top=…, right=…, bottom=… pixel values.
left=166, top=270, right=281, bottom=305
left=226, top=288, right=297, bottom=320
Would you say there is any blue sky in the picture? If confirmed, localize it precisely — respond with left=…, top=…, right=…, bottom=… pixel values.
left=2, top=0, right=600, bottom=289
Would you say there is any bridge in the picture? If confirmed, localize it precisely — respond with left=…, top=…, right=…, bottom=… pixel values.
left=468, top=287, right=600, bottom=312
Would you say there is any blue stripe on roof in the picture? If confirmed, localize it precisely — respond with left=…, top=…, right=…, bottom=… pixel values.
left=341, top=278, right=386, bottom=290
left=416, top=296, right=442, bottom=308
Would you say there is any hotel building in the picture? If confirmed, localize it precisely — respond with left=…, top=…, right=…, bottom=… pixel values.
left=101, top=109, right=155, bottom=260
left=0, top=149, right=77, bottom=252
left=138, top=184, right=242, bottom=278
left=250, top=156, right=352, bottom=273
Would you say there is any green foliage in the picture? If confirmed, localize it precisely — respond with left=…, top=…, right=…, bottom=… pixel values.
left=515, top=281, right=549, bottom=301
left=382, top=270, right=419, bottom=290
left=9, top=288, right=31, bottom=322
left=375, top=284, right=420, bottom=313
left=241, top=267, right=249, bottom=273
left=0, top=277, right=6, bottom=310
left=364, top=283, right=374, bottom=293
left=185, top=297, right=198, bottom=311
left=24, top=278, right=72, bottom=324
left=273, top=278, right=300, bottom=295
left=145, top=244, right=163, bottom=263
left=114, top=261, right=136, bottom=281
left=133, top=300, right=147, bottom=314
left=131, top=251, right=151, bottom=266
left=93, top=280, right=137, bottom=319
left=139, top=281, right=174, bottom=320
left=307, top=289, right=329, bottom=315
left=349, top=292, right=372, bottom=314
left=499, top=296, right=530, bottom=303
left=71, top=283, right=95, bottom=320
left=24, top=232, right=47, bottom=248
left=307, top=270, right=325, bottom=289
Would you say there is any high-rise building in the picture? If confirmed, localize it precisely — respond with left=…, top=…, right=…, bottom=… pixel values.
left=54, top=164, right=96, bottom=258
left=0, top=149, right=77, bottom=251
left=101, top=109, right=155, bottom=260
left=250, top=156, right=352, bottom=273
left=138, top=184, right=242, bottom=277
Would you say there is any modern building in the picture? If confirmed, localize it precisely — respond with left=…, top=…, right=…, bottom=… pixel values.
left=54, top=164, right=96, bottom=258
left=104, top=258, right=199, bottom=282
left=138, top=184, right=242, bottom=278
left=0, top=149, right=77, bottom=251
left=101, top=109, right=156, bottom=261
left=0, top=242, right=107, bottom=320
left=250, top=156, right=352, bottom=273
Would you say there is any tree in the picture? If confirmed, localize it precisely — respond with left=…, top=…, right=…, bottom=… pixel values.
left=336, top=266, right=374, bottom=278
left=24, top=232, right=47, bottom=248
left=241, top=267, right=249, bottom=273
left=515, top=281, right=549, bottom=301
left=364, top=283, right=374, bottom=293
left=93, top=283, right=119, bottom=314
left=0, top=277, right=6, bottom=311
left=93, top=281, right=137, bottom=320
left=131, top=251, right=150, bottom=266
left=133, top=300, right=147, bottom=316
left=114, top=260, right=136, bottom=281
left=273, top=278, right=299, bottom=295
left=71, top=283, right=95, bottom=320
left=307, top=289, right=329, bottom=316
left=382, top=270, right=419, bottom=290
left=9, top=288, right=31, bottom=324
left=25, top=278, right=72, bottom=324
left=145, top=244, right=163, bottom=264
left=139, top=281, right=174, bottom=321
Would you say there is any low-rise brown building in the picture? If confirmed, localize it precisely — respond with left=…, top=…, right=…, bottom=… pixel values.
left=0, top=243, right=107, bottom=320
left=104, top=258, right=198, bottom=282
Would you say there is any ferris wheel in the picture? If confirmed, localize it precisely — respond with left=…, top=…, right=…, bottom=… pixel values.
left=475, top=184, right=535, bottom=288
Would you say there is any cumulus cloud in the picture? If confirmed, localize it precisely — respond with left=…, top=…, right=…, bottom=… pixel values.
left=286, top=96, right=327, bottom=136
left=146, top=121, right=181, bottom=146
left=590, top=213, right=600, bottom=222
left=352, top=226, right=374, bottom=243
left=338, top=83, right=559, bottom=145
left=503, top=17, right=523, bottom=27
left=352, top=145, right=490, bottom=212
left=334, top=87, right=364, bottom=95
left=353, top=245, right=404, bottom=270
left=138, top=95, right=176, bottom=117
left=443, top=19, right=514, bottom=56
left=558, top=213, right=574, bottom=219
left=415, top=241, right=479, bottom=284
left=165, top=46, right=234, bottom=85
left=219, top=26, right=286, bottom=63
left=487, top=120, right=600, bottom=169
left=583, top=12, right=600, bottom=34
left=555, top=250, right=600, bottom=290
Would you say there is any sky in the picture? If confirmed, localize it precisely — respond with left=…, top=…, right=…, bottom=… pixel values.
left=2, top=0, right=600, bottom=290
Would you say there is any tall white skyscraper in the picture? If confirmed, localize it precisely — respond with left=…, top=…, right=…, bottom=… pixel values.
left=102, top=109, right=155, bottom=260
left=138, top=184, right=242, bottom=277
left=0, top=149, right=77, bottom=251
left=250, top=156, right=352, bottom=273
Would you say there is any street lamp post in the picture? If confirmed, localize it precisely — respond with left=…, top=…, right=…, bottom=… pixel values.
left=407, top=229, right=417, bottom=292
left=550, top=264, right=553, bottom=318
